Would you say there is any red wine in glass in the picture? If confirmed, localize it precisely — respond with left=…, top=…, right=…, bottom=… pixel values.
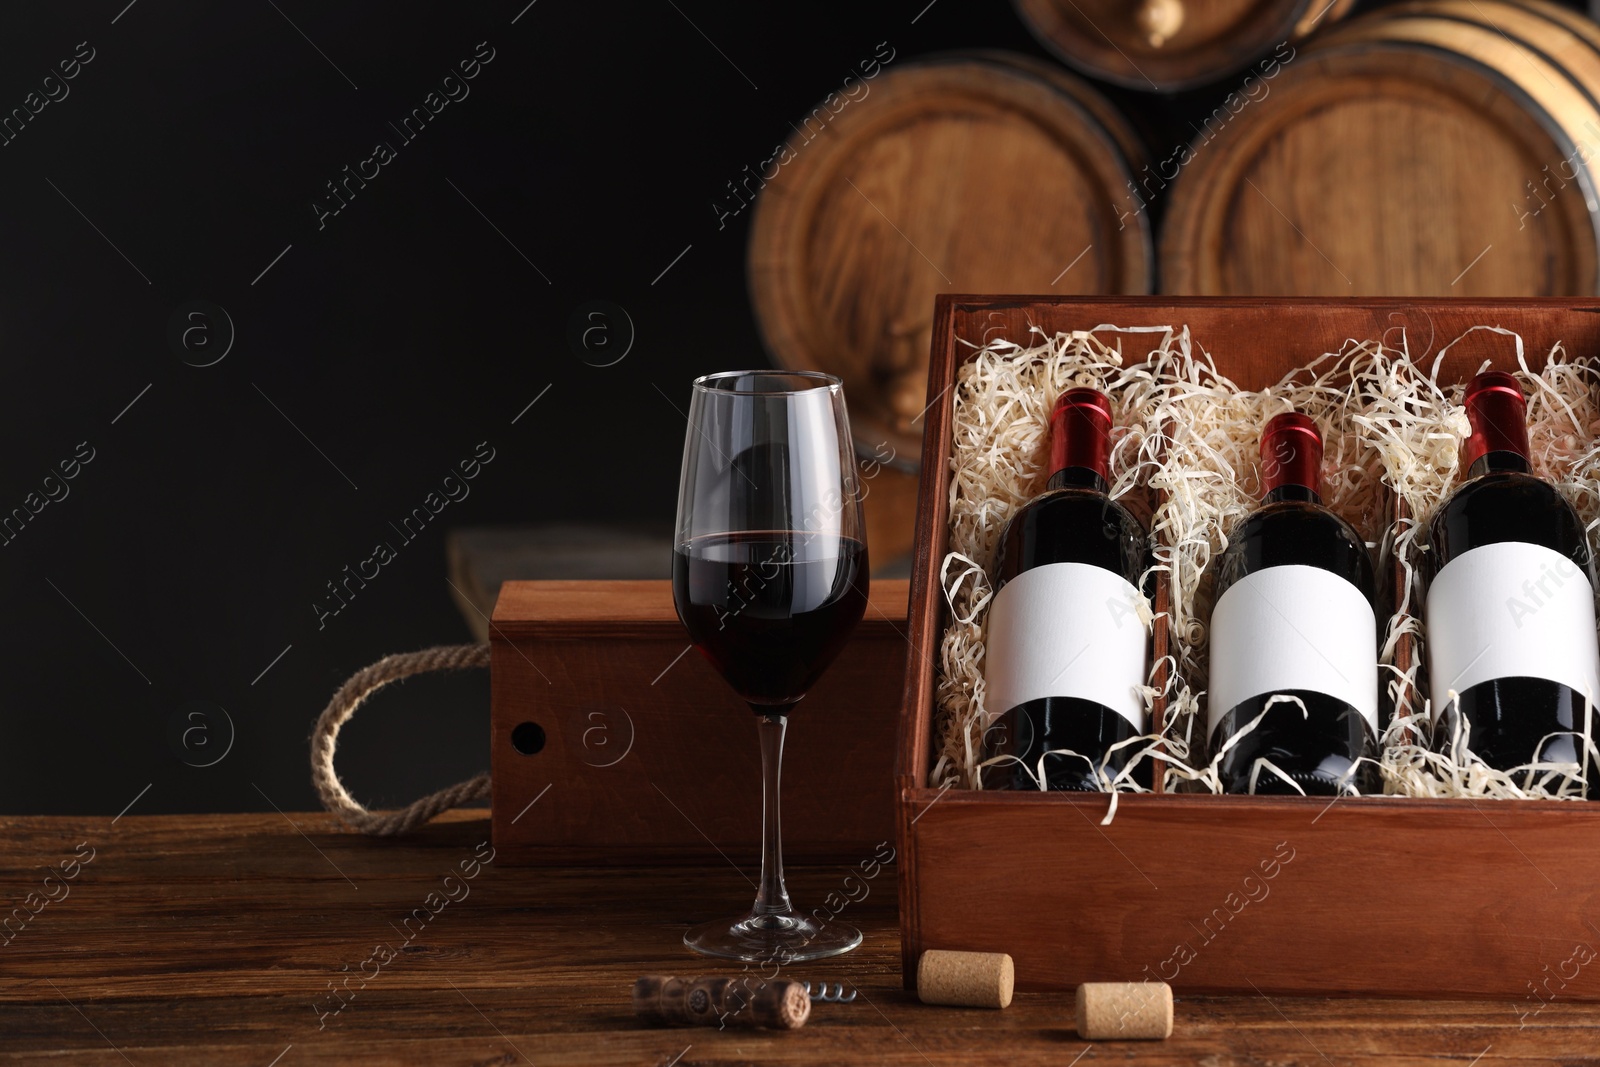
left=674, top=531, right=868, bottom=707
left=671, top=370, right=870, bottom=963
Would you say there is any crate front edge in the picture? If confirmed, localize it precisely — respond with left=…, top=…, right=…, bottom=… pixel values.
left=908, top=788, right=1600, bottom=998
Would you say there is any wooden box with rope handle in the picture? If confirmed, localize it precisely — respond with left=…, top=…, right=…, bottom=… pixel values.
left=312, top=579, right=908, bottom=863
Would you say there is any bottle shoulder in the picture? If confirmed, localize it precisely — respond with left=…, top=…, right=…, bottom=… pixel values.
left=1429, top=471, right=1590, bottom=571
left=1002, top=485, right=1145, bottom=526
left=994, top=487, right=1150, bottom=589
left=1215, top=500, right=1376, bottom=603
left=1231, top=499, right=1368, bottom=545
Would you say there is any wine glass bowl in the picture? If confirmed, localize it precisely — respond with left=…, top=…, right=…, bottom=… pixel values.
left=671, top=370, right=870, bottom=962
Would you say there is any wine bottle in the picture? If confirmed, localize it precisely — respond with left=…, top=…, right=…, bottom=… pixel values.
left=1208, top=412, right=1380, bottom=795
left=983, top=388, right=1152, bottom=791
left=1425, top=371, right=1600, bottom=789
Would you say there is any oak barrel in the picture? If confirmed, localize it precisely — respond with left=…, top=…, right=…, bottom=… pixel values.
left=748, top=54, right=1151, bottom=564
left=1012, top=0, right=1355, bottom=92
left=1160, top=0, right=1600, bottom=296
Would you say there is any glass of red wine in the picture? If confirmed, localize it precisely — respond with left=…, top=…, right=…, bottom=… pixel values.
left=672, top=370, right=870, bottom=962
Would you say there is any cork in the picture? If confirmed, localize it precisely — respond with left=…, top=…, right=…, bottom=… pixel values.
left=1075, top=982, right=1173, bottom=1040
left=916, top=949, right=1014, bottom=1008
left=633, top=975, right=810, bottom=1030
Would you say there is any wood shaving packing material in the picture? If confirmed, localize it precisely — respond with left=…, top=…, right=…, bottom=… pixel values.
left=933, top=323, right=1599, bottom=803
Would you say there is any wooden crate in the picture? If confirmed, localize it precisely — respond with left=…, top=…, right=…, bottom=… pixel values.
left=898, top=297, right=1600, bottom=999
left=491, top=579, right=907, bottom=864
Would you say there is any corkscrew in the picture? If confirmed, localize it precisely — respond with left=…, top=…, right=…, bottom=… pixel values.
left=803, top=980, right=857, bottom=1003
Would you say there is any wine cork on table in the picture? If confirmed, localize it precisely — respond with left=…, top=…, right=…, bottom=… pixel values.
left=1075, top=982, right=1173, bottom=1039
left=916, top=949, right=1014, bottom=1008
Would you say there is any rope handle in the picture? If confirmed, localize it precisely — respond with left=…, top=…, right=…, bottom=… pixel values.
left=311, top=643, right=491, bottom=836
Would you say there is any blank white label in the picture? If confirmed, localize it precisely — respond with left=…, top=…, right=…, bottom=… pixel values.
left=1426, top=540, right=1600, bottom=711
left=984, top=561, right=1150, bottom=729
left=1208, top=564, right=1379, bottom=733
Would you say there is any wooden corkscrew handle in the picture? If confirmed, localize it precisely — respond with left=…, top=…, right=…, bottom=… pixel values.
left=633, top=975, right=811, bottom=1030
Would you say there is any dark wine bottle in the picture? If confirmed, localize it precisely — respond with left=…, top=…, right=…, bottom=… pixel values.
left=983, top=388, right=1152, bottom=792
left=1208, top=412, right=1380, bottom=795
left=1425, top=371, right=1600, bottom=790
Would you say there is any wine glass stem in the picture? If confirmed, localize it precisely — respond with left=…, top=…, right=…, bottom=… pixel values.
left=752, top=711, right=793, bottom=918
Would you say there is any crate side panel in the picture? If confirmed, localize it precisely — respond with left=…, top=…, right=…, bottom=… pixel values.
left=910, top=794, right=1600, bottom=998
left=493, top=632, right=903, bottom=865
left=944, top=298, right=1600, bottom=391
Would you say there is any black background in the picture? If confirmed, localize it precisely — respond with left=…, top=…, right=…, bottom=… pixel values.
left=1, top=0, right=1533, bottom=814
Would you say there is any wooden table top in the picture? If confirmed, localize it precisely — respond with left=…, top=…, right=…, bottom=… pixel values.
left=1, top=810, right=1595, bottom=1065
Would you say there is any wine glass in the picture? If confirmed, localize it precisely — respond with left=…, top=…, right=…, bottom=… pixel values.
left=671, top=370, right=870, bottom=962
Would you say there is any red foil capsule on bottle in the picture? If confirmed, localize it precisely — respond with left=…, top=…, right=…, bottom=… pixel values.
left=1459, top=371, right=1530, bottom=471
left=1050, top=387, right=1112, bottom=481
left=1261, top=411, right=1323, bottom=495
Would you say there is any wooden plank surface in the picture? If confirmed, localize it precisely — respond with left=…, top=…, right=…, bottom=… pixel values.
left=1, top=812, right=1597, bottom=1064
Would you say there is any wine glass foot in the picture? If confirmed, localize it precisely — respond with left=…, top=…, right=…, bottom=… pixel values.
left=683, top=912, right=862, bottom=963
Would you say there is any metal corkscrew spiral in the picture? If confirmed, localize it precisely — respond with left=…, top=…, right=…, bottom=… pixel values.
left=803, top=981, right=857, bottom=1003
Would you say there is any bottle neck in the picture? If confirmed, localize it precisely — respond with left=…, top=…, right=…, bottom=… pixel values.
left=1048, top=392, right=1111, bottom=493
left=1467, top=449, right=1530, bottom=479
left=1259, top=412, right=1323, bottom=505
left=1265, top=484, right=1321, bottom=505
left=1459, top=372, right=1530, bottom=476
left=1048, top=466, right=1108, bottom=494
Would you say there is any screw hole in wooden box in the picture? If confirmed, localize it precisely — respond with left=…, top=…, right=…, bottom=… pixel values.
left=511, top=722, right=546, bottom=755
